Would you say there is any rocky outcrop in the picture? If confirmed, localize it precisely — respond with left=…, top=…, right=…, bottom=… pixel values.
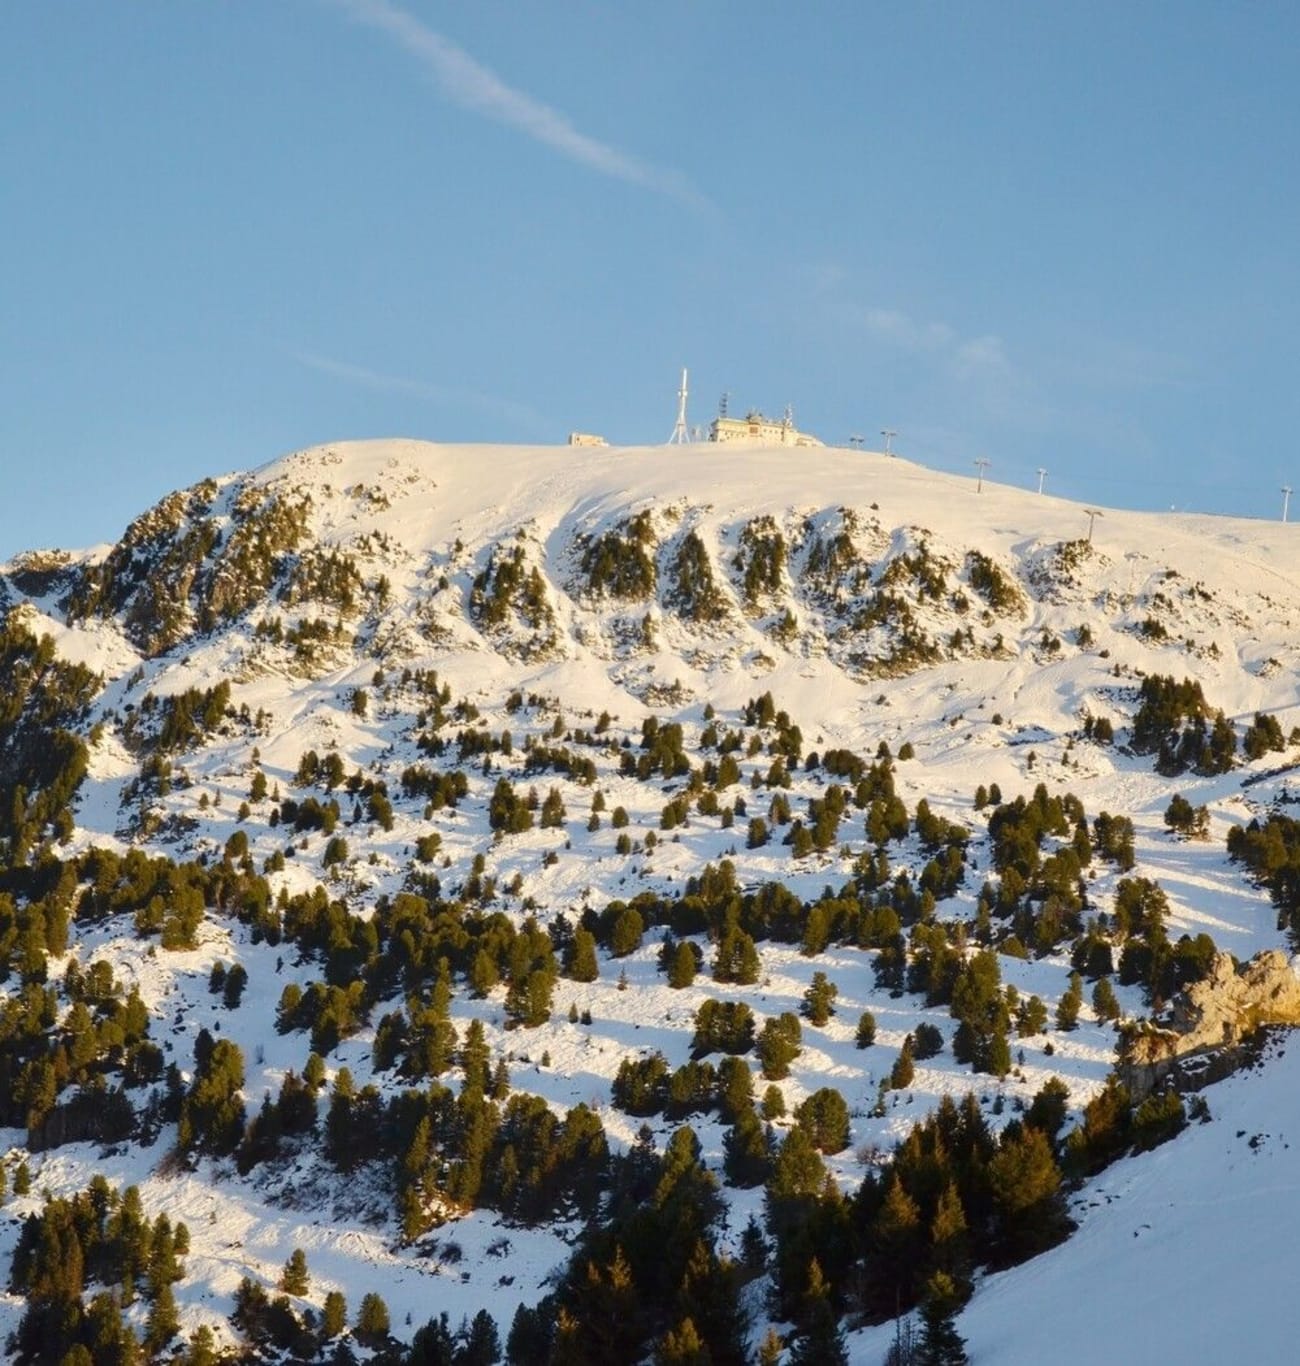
left=1118, top=950, right=1300, bottom=1099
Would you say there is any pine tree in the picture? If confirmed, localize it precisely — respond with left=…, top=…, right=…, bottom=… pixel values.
left=668, top=940, right=697, bottom=989
left=867, top=1174, right=925, bottom=1316
left=794, top=1088, right=851, bottom=1154
left=984, top=1027, right=1012, bottom=1078
left=891, top=1033, right=916, bottom=1089
left=928, top=1183, right=972, bottom=1302
left=459, top=1308, right=501, bottom=1366
left=917, top=1270, right=968, bottom=1365
left=801, top=971, right=838, bottom=1026
left=397, top=1117, right=434, bottom=1237
left=566, top=928, right=599, bottom=982
left=322, top=1289, right=347, bottom=1339
left=756, top=1327, right=784, bottom=1365
left=698, top=1054, right=742, bottom=1122
left=145, top=1280, right=181, bottom=1353
left=356, top=1291, right=391, bottom=1345
left=723, top=1107, right=772, bottom=1187
left=178, top=1037, right=246, bottom=1155
left=460, top=1018, right=492, bottom=1097
left=1092, top=976, right=1121, bottom=1022
left=787, top=1259, right=848, bottom=1366
left=675, top=1236, right=749, bottom=1364
left=757, top=1012, right=802, bottom=1080
left=987, top=1124, right=1070, bottom=1263
left=184, top=1324, right=220, bottom=1366
left=280, top=1247, right=309, bottom=1295
left=1056, top=972, right=1083, bottom=1031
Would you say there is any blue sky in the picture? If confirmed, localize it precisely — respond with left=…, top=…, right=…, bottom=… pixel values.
left=4, top=2, right=1299, bottom=558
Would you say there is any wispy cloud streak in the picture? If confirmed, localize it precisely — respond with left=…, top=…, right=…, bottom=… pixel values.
left=293, top=350, right=552, bottom=433
left=327, top=0, right=707, bottom=208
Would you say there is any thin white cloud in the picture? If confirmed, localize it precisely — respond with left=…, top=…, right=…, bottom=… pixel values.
left=856, top=302, right=1015, bottom=387
left=293, top=349, right=552, bottom=433
left=327, top=0, right=708, bottom=209
left=862, top=307, right=956, bottom=354
left=953, top=334, right=1010, bottom=379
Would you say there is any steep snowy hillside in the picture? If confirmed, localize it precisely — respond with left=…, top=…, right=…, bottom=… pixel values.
left=854, top=1030, right=1300, bottom=1366
left=1, top=437, right=1299, bottom=1364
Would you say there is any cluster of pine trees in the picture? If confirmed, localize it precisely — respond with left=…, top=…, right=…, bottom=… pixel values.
left=9, top=1176, right=189, bottom=1363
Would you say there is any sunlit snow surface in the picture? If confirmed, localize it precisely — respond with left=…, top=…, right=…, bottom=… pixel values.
left=3, top=438, right=1300, bottom=1355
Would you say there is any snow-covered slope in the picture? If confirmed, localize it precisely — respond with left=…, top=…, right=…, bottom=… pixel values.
left=2, top=437, right=1299, bottom=1361
left=872, top=1032, right=1300, bottom=1366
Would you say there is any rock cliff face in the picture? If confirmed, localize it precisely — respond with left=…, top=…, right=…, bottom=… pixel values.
left=1120, top=950, right=1300, bottom=1098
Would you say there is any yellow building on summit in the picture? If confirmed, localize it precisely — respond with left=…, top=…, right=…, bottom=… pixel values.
left=708, top=406, right=822, bottom=447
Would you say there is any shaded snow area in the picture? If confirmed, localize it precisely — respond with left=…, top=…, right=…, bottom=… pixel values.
left=853, top=1033, right=1300, bottom=1365
left=1, top=437, right=1300, bottom=1359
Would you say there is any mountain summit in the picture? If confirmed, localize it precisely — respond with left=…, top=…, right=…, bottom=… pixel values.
left=2, top=438, right=1300, bottom=1363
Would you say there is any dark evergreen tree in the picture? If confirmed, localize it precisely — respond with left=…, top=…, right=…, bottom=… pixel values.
left=722, top=1106, right=772, bottom=1187
left=565, top=927, right=599, bottom=982
left=986, top=1125, right=1071, bottom=1264
left=757, top=1012, right=802, bottom=1080
left=280, top=1247, right=309, bottom=1296
left=786, top=1260, right=848, bottom=1366
left=917, top=1270, right=968, bottom=1365
left=668, top=940, right=697, bottom=989
left=178, top=1037, right=245, bottom=1156
left=355, top=1292, right=391, bottom=1346
left=801, top=972, right=839, bottom=1026
left=891, top=1034, right=916, bottom=1089
left=794, top=1088, right=851, bottom=1154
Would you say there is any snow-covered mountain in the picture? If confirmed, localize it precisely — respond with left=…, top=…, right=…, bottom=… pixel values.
left=3, top=437, right=1300, bottom=1363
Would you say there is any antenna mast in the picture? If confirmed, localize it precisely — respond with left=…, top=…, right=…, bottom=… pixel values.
left=669, top=368, right=690, bottom=444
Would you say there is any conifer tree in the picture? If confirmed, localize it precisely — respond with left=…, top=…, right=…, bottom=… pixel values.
left=757, top=1012, right=802, bottom=1080
left=867, top=1174, right=925, bottom=1315
left=928, top=1182, right=972, bottom=1302
left=675, top=1236, right=749, bottom=1365
left=145, top=1281, right=181, bottom=1353
left=668, top=940, right=697, bottom=989
left=1092, top=976, right=1121, bottom=1022
left=459, top=1308, right=502, bottom=1366
left=715, top=1055, right=754, bottom=1122
left=891, top=1033, right=916, bottom=1089
left=987, top=1124, right=1070, bottom=1264
left=917, top=1270, right=969, bottom=1365
left=786, top=1259, right=848, bottom=1366
left=460, top=1018, right=492, bottom=1097
left=723, top=1107, right=772, bottom=1188
left=655, top=1316, right=709, bottom=1365
left=801, top=971, right=839, bottom=1026
left=355, top=1292, right=391, bottom=1345
left=566, top=927, right=600, bottom=982
left=794, top=1088, right=851, bottom=1154
left=178, top=1038, right=246, bottom=1155
left=184, top=1324, right=220, bottom=1366
left=322, top=1289, right=347, bottom=1339
left=1056, top=972, right=1084, bottom=1031
left=757, top=1327, right=784, bottom=1365
left=280, top=1247, right=310, bottom=1296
